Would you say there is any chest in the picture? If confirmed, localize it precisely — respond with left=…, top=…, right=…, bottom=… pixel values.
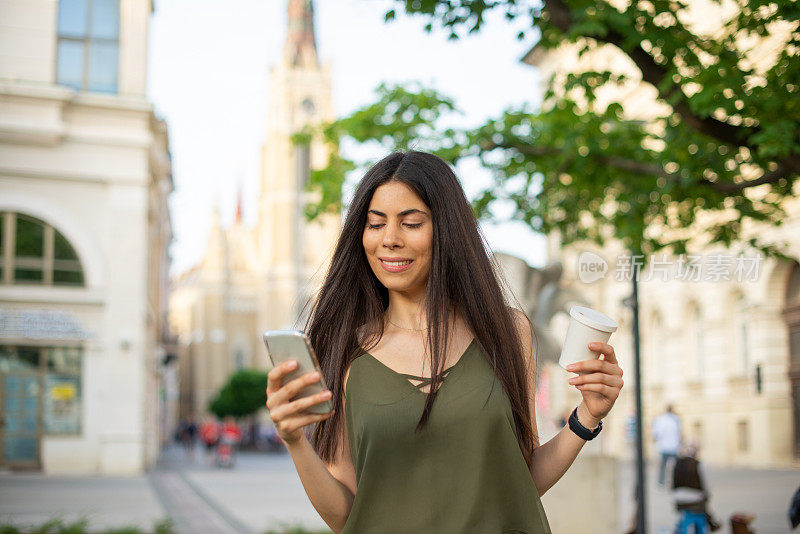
left=346, top=344, right=515, bottom=455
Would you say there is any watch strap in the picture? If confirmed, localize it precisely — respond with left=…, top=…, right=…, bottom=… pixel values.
left=568, top=406, right=603, bottom=440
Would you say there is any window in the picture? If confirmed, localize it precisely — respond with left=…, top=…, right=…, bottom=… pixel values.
left=0, top=345, right=83, bottom=436
left=296, top=142, right=311, bottom=189
left=737, top=420, right=749, bottom=452
left=688, top=302, right=704, bottom=380
left=734, top=294, right=750, bottom=377
left=692, top=420, right=703, bottom=444
left=1, top=212, right=85, bottom=287
left=44, top=346, right=82, bottom=434
left=56, top=0, right=120, bottom=93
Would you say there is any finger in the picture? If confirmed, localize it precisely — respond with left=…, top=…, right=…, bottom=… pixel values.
left=270, top=389, right=333, bottom=420
left=267, top=360, right=299, bottom=395
left=589, top=342, right=618, bottom=364
left=567, top=359, right=622, bottom=376
left=281, top=410, right=335, bottom=434
left=268, top=369, right=323, bottom=409
left=569, top=373, right=623, bottom=389
left=576, top=383, right=620, bottom=399
left=267, top=362, right=319, bottom=409
left=283, top=370, right=324, bottom=399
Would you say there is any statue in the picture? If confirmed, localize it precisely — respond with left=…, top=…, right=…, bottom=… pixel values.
left=492, top=252, right=590, bottom=370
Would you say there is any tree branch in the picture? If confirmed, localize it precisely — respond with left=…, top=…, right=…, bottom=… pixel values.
left=699, top=163, right=796, bottom=193
left=542, top=0, right=761, bottom=149
left=482, top=138, right=798, bottom=193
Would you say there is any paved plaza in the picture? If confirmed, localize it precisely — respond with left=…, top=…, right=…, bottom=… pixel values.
left=0, top=444, right=797, bottom=533
left=617, top=458, right=800, bottom=534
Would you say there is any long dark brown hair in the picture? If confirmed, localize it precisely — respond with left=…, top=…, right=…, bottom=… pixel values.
left=303, top=150, right=539, bottom=469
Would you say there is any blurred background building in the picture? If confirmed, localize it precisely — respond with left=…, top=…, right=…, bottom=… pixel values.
left=0, top=0, right=174, bottom=474
left=168, top=0, right=340, bottom=423
left=522, top=0, right=800, bottom=468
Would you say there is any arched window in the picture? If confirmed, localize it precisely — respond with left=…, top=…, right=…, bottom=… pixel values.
left=787, top=262, right=800, bottom=308
left=733, top=293, right=750, bottom=377
left=0, top=212, right=85, bottom=286
left=56, top=0, right=120, bottom=93
left=783, top=261, right=800, bottom=459
left=688, top=301, right=704, bottom=380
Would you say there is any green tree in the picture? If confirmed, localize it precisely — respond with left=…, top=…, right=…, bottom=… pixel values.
left=208, top=369, right=268, bottom=419
left=298, top=0, right=798, bottom=260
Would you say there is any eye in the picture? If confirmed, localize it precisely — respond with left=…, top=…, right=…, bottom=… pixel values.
left=404, top=223, right=423, bottom=228
left=367, top=223, right=384, bottom=229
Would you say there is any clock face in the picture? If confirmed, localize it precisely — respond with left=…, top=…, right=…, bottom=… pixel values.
left=301, top=98, right=316, bottom=115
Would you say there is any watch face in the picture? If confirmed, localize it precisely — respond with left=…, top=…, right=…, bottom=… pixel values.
left=301, top=98, right=315, bottom=114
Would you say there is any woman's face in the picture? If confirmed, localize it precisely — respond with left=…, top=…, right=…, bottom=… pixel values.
left=362, top=181, right=433, bottom=295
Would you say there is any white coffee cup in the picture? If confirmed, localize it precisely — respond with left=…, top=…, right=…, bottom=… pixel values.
left=559, top=306, right=619, bottom=371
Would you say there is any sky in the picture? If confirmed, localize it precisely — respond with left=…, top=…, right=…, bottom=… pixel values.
left=146, top=0, right=549, bottom=278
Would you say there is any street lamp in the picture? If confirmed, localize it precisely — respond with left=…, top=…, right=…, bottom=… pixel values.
left=623, top=256, right=647, bottom=534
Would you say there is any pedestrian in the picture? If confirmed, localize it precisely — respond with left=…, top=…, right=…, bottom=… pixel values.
left=186, top=415, right=198, bottom=450
left=556, top=408, right=571, bottom=429
left=672, top=441, right=720, bottom=533
left=255, top=420, right=271, bottom=451
left=177, top=415, right=197, bottom=455
left=790, top=483, right=800, bottom=530
left=199, top=414, right=220, bottom=465
left=220, top=415, right=242, bottom=444
left=216, top=415, right=243, bottom=468
left=652, top=404, right=682, bottom=487
left=265, top=151, right=625, bottom=532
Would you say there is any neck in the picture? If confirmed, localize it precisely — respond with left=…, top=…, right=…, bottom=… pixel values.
left=385, top=291, right=427, bottom=330
left=385, top=291, right=456, bottom=331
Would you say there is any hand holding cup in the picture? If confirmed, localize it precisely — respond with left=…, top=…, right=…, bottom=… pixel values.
left=560, top=306, right=624, bottom=422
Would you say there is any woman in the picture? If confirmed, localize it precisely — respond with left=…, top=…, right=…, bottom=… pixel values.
left=265, top=151, right=624, bottom=533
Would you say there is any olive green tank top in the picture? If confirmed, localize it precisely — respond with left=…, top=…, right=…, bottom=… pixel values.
left=342, top=337, right=552, bottom=533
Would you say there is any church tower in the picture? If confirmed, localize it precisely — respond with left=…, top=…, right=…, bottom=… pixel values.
left=257, top=0, right=340, bottom=330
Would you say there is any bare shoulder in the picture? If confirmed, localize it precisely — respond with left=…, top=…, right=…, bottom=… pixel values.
left=508, top=307, right=533, bottom=342
left=507, top=307, right=535, bottom=368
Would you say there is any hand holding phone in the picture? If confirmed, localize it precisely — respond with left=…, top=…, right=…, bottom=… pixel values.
left=264, top=330, right=335, bottom=446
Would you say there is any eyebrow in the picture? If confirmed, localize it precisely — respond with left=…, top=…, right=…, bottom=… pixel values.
left=367, top=208, right=429, bottom=217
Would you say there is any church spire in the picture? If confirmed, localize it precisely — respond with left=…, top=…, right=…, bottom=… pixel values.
left=284, top=0, right=318, bottom=68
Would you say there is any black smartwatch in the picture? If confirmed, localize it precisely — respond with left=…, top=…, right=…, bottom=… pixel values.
left=568, top=406, right=603, bottom=441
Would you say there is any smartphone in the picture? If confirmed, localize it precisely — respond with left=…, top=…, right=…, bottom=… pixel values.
left=263, top=330, right=333, bottom=415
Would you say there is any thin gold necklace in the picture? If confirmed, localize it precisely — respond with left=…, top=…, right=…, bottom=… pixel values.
left=386, top=317, right=428, bottom=332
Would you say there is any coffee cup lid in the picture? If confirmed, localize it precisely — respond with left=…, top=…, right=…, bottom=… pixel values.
left=569, top=306, right=618, bottom=333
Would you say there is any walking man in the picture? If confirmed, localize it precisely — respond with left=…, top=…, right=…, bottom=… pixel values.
left=652, top=404, right=682, bottom=487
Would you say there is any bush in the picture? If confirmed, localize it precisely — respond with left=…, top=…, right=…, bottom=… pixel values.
left=209, top=369, right=269, bottom=418
left=0, top=518, right=175, bottom=534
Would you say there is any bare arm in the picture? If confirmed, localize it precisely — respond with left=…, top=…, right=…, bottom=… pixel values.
left=267, top=361, right=357, bottom=533
left=284, top=434, right=355, bottom=533
left=511, top=309, right=623, bottom=497
left=528, top=403, right=601, bottom=496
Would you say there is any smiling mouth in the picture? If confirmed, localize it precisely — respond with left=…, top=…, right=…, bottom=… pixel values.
left=380, top=259, right=413, bottom=266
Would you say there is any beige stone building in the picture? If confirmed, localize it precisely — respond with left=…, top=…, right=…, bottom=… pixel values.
left=0, top=0, right=174, bottom=474
left=522, top=1, right=799, bottom=467
left=169, top=0, right=340, bottom=420
left=170, top=205, right=264, bottom=420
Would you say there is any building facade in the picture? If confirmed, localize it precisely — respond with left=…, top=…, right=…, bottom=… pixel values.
left=169, top=0, right=341, bottom=421
left=0, top=0, right=174, bottom=474
left=523, top=0, right=799, bottom=467
left=170, top=205, right=264, bottom=420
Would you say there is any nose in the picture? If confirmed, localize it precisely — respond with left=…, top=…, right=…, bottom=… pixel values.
left=382, top=223, right=402, bottom=249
